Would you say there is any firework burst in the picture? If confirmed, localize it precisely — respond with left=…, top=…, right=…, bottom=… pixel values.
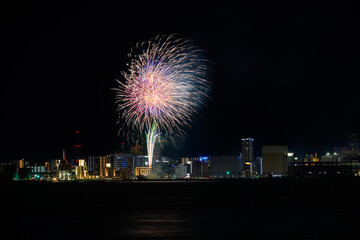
left=114, top=34, right=211, bottom=168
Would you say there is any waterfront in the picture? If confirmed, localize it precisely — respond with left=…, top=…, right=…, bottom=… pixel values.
left=3, top=179, right=360, bottom=239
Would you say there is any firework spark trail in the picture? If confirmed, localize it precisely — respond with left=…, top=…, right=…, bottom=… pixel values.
left=146, top=122, right=160, bottom=168
left=114, top=34, right=211, bottom=169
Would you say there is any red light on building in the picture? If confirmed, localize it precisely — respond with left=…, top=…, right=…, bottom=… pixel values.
left=76, top=130, right=79, bottom=134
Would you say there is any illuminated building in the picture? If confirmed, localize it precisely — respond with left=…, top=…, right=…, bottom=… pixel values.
left=289, top=161, right=354, bottom=177
left=87, top=154, right=135, bottom=179
left=152, top=157, right=172, bottom=178
left=99, top=155, right=113, bottom=178
left=241, top=138, right=255, bottom=177
left=29, top=165, right=45, bottom=173
left=313, top=153, right=319, bottom=162
left=287, top=153, right=296, bottom=164
left=75, top=159, right=88, bottom=179
left=58, top=149, right=72, bottom=180
left=130, top=141, right=143, bottom=155
left=99, top=155, right=109, bottom=177
left=86, top=156, right=101, bottom=179
left=242, top=162, right=254, bottom=177
left=348, top=132, right=359, bottom=151
left=209, top=155, right=239, bottom=178
left=14, top=158, right=28, bottom=171
left=87, top=156, right=101, bottom=173
left=290, top=149, right=360, bottom=177
left=135, top=167, right=151, bottom=177
left=153, top=137, right=166, bottom=160
left=50, top=159, right=61, bottom=171
left=87, top=156, right=96, bottom=172
left=110, top=154, right=135, bottom=179
left=175, top=164, right=188, bottom=179
left=28, top=164, right=47, bottom=179
left=304, top=153, right=319, bottom=162
left=15, top=159, right=31, bottom=180
left=134, top=155, right=149, bottom=168
left=254, top=156, right=263, bottom=176
left=19, top=158, right=25, bottom=169
left=191, top=156, right=210, bottom=178
left=181, top=157, right=190, bottom=165
left=320, top=152, right=343, bottom=162
left=321, top=152, right=331, bottom=162
left=262, top=145, right=288, bottom=177
left=241, top=138, right=254, bottom=162
left=45, top=161, right=51, bottom=172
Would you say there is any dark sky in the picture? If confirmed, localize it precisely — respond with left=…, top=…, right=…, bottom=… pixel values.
left=1, top=1, right=359, bottom=162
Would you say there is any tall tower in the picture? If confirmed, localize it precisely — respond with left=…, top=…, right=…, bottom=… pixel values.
left=74, top=130, right=83, bottom=161
left=241, top=138, right=254, bottom=162
left=63, top=149, right=67, bottom=162
left=348, top=132, right=359, bottom=151
left=241, top=138, right=254, bottom=177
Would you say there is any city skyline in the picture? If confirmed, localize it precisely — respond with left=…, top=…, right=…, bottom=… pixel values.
left=2, top=1, right=359, bottom=162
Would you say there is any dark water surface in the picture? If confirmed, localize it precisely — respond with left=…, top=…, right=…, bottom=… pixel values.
left=3, top=179, right=360, bottom=239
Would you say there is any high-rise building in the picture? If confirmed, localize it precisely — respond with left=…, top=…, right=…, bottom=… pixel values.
left=253, top=156, right=263, bottom=176
left=262, top=145, right=288, bottom=176
left=241, top=138, right=255, bottom=177
left=50, top=159, right=61, bottom=171
left=348, top=132, right=359, bottom=151
left=45, top=161, right=51, bottom=172
left=134, top=155, right=149, bottom=168
left=75, top=159, right=88, bottom=179
left=241, top=138, right=254, bottom=162
left=209, top=155, right=239, bottom=178
left=19, top=158, right=25, bottom=169
left=191, top=156, right=210, bottom=178
left=87, top=156, right=99, bottom=173
left=175, top=164, right=188, bottom=179
left=99, top=155, right=113, bottom=178
left=110, top=154, right=135, bottom=179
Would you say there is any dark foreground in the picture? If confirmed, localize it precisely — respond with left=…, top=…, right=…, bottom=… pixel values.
left=2, top=179, right=360, bottom=239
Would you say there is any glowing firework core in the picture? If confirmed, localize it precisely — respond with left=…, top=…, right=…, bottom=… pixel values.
left=132, top=70, right=174, bottom=118
left=115, top=34, right=210, bottom=170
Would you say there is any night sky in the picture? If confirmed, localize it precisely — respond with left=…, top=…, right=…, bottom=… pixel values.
left=1, top=1, right=359, bottom=162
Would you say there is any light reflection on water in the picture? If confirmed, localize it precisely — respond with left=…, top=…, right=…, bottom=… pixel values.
left=129, top=213, right=190, bottom=238
left=8, top=180, right=356, bottom=239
